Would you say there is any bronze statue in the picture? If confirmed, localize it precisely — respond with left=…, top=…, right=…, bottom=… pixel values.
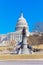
left=22, top=27, right=26, bottom=37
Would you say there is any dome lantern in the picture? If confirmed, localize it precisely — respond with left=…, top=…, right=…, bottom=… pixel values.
left=20, top=12, right=23, bottom=18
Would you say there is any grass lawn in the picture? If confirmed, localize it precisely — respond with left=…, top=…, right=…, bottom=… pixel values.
left=0, top=54, right=43, bottom=60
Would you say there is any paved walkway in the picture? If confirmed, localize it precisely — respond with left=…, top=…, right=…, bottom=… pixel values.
left=0, top=60, right=43, bottom=65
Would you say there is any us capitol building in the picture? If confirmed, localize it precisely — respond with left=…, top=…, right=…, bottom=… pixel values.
left=0, top=13, right=30, bottom=46
left=0, top=12, right=34, bottom=54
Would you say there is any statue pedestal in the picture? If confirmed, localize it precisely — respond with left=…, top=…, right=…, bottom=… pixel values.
left=21, top=37, right=32, bottom=54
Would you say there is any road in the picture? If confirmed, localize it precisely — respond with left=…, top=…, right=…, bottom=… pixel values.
left=0, top=60, right=43, bottom=65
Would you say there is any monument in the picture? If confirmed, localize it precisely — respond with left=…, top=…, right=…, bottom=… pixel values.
left=17, top=27, right=33, bottom=54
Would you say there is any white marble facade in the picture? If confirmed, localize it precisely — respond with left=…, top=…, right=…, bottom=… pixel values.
left=0, top=13, right=30, bottom=46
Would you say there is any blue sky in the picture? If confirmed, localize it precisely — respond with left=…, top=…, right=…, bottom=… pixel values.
left=0, top=0, right=43, bottom=34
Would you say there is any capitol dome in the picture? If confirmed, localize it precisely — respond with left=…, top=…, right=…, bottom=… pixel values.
left=15, top=13, right=28, bottom=31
